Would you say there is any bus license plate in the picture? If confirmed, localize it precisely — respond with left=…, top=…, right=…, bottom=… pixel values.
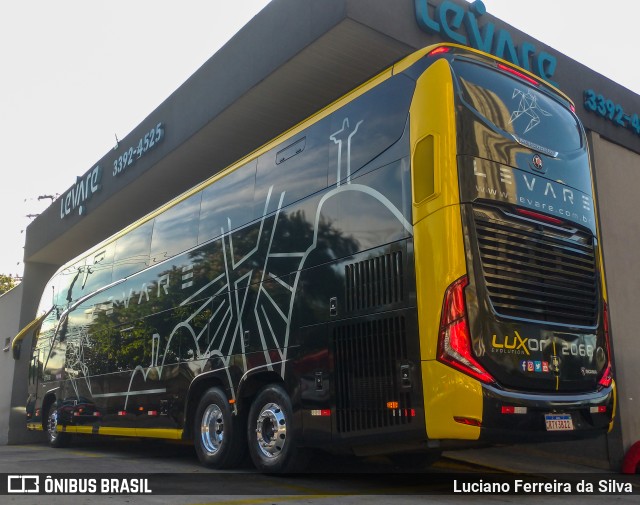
left=544, top=414, right=574, bottom=431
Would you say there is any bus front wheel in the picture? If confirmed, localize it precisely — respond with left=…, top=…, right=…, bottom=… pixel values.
left=46, top=406, right=70, bottom=448
left=247, top=384, right=308, bottom=473
left=194, top=387, right=246, bottom=469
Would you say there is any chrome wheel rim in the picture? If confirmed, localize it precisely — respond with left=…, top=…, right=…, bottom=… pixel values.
left=200, top=404, right=224, bottom=455
left=47, top=410, right=59, bottom=442
left=255, top=402, right=286, bottom=459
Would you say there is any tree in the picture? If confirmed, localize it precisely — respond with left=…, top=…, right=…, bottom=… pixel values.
left=0, top=274, right=19, bottom=295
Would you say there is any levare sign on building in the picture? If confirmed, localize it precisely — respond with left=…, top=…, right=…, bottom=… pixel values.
left=59, top=165, right=102, bottom=219
left=414, top=0, right=558, bottom=84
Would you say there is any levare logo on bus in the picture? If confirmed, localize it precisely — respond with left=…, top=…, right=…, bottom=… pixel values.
left=59, top=165, right=103, bottom=219
left=414, top=0, right=558, bottom=84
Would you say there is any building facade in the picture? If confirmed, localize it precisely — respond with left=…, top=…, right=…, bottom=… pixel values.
left=5, top=0, right=639, bottom=469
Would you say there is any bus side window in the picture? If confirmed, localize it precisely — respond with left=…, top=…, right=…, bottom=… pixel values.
left=254, top=124, right=328, bottom=217
left=56, top=261, right=85, bottom=306
left=199, top=160, right=256, bottom=244
left=113, top=220, right=154, bottom=279
left=43, top=333, right=66, bottom=382
left=82, top=243, right=115, bottom=294
left=29, top=348, right=42, bottom=385
left=150, top=192, right=202, bottom=264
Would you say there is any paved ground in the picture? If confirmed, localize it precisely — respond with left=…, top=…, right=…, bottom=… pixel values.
left=0, top=437, right=636, bottom=504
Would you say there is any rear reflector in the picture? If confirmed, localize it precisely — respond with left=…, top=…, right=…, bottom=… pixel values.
left=454, top=416, right=482, bottom=427
left=501, top=406, right=527, bottom=415
left=590, top=406, right=607, bottom=414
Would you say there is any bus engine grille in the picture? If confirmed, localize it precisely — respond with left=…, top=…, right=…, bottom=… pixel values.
left=333, top=316, right=413, bottom=433
left=473, top=209, right=598, bottom=327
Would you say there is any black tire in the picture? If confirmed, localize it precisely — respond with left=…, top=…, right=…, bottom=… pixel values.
left=247, top=384, right=308, bottom=473
left=46, top=406, right=71, bottom=448
left=193, top=387, right=246, bottom=469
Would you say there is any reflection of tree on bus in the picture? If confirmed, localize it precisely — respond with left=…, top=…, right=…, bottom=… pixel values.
left=16, top=44, right=614, bottom=473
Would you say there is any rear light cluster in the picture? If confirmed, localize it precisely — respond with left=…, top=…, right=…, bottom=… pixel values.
left=437, top=276, right=494, bottom=384
left=437, top=277, right=613, bottom=391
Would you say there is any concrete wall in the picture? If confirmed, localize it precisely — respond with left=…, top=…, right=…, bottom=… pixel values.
left=0, top=284, right=23, bottom=445
left=591, top=132, right=640, bottom=454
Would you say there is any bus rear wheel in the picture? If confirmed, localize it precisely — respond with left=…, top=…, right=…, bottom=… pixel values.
left=46, top=406, right=70, bottom=448
left=194, top=387, right=246, bottom=469
left=247, top=384, right=308, bottom=473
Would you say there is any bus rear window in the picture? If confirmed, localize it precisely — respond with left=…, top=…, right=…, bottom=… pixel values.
left=452, top=60, right=582, bottom=153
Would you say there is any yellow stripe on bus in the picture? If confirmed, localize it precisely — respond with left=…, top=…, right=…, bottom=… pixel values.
left=53, top=425, right=183, bottom=440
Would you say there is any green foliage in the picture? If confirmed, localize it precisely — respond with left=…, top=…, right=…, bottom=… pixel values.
left=0, top=274, right=18, bottom=295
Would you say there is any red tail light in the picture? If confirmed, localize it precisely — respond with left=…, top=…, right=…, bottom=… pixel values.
left=437, top=276, right=494, bottom=384
left=497, top=63, right=539, bottom=86
left=515, top=208, right=564, bottom=226
left=599, top=302, right=613, bottom=388
left=428, top=46, right=451, bottom=57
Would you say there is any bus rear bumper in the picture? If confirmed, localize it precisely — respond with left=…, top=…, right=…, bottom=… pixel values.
left=476, top=382, right=615, bottom=443
left=423, top=361, right=615, bottom=443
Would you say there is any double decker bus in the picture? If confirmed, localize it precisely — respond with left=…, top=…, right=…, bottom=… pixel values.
left=14, top=43, right=615, bottom=472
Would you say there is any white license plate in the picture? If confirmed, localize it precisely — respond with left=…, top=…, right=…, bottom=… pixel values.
left=544, top=414, right=574, bottom=431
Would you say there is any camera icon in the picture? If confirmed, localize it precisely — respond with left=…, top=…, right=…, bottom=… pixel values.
left=7, top=475, right=39, bottom=493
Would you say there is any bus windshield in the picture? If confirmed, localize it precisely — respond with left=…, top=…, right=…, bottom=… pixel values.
left=452, top=59, right=582, bottom=153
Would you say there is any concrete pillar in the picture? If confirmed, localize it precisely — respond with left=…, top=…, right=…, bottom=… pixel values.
left=8, top=261, right=58, bottom=444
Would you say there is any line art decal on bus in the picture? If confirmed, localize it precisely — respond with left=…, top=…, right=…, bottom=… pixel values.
left=59, top=115, right=413, bottom=416
left=22, top=46, right=614, bottom=473
left=330, top=118, right=364, bottom=185
left=509, top=88, right=552, bottom=133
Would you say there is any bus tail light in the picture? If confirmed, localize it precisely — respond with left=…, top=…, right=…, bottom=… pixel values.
left=515, top=208, right=564, bottom=226
left=437, top=276, right=495, bottom=384
left=428, top=46, right=451, bottom=57
left=599, top=302, right=613, bottom=388
left=497, top=63, right=539, bottom=86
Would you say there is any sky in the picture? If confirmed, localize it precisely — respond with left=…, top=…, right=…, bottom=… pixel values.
left=0, top=0, right=638, bottom=279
